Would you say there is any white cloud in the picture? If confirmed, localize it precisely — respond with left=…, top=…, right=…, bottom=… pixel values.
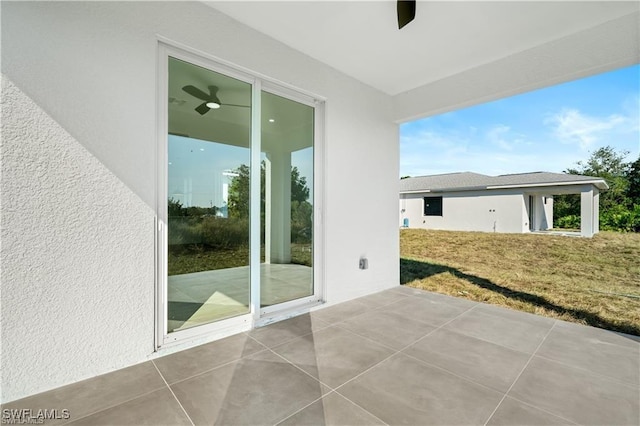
left=400, top=123, right=575, bottom=177
left=485, top=124, right=520, bottom=151
left=547, top=108, right=627, bottom=150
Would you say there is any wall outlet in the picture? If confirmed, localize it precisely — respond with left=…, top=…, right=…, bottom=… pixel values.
left=359, top=258, right=368, bottom=270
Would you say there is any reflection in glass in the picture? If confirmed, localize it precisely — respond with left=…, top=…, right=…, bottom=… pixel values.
left=260, top=91, right=314, bottom=307
left=167, top=57, right=251, bottom=332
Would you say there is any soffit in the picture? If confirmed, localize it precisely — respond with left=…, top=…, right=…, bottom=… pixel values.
left=206, top=1, right=639, bottom=96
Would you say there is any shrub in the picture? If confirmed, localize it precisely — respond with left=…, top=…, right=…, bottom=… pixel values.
left=600, top=203, right=640, bottom=232
left=555, top=215, right=580, bottom=230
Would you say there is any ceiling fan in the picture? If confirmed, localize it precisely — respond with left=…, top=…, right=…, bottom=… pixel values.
left=397, top=0, right=416, bottom=29
left=182, top=85, right=250, bottom=115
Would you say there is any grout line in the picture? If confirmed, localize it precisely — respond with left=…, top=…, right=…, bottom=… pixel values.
left=504, top=395, right=581, bottom=425
left=436, top=321, right=542, bottom=356
left=272, top=392, right=330, bottom=426
left=330, top=391, right=390, bottom=426
left=59, top=386, right=167, bottom=426
left=336, top=295, right=480, bottom=355
left=332, top=301, right=477, bottom=394
left=482, top=320, right=558, bottom=426
left=267, top=346, right=336, bottom=391
left=399, top=350, right=505, bottom=396
left=332, top=322, right=401, bottom=352
left=165, top=345, right=271, bottom=387
left=152, top=360, right=195, bottom=426
left=532, top=352, right=640, bottom=388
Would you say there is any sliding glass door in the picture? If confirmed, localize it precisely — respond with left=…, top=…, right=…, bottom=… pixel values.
left=161, top=49, right=320, bottom=339
left=166, top=57, right=252, bottom=332
left=260, top=91, right=314, bottom=308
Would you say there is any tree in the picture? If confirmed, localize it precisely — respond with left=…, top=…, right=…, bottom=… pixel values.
left=555, top=146, right=639, bottom=232
left=566, top=145, right=630, bottom=178
left=227, top=164, right=252, bottom=219
left=227, top=163, right=312, bottom=239
left=291, top=166, right=310, bottom=203
left=627, top=156, right=640, bottom=205
left=564, top=145, right=630, bottom=214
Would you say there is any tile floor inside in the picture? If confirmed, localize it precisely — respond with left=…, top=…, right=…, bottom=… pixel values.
left=168, top=264, right=313, bottom=331
left=3, top=286, right=639, bottom=425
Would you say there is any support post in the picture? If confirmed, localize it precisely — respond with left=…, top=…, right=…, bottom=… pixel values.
left=265, top=150, right=292, bottom=264
left=580, top=187, right=594, bottom=237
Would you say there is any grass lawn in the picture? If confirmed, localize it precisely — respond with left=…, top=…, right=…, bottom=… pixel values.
left=168, top=244, right=312, bottom=276
left=401, top=229, right=640, bottom=336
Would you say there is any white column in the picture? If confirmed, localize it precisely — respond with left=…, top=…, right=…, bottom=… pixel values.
left=580, top=187, right=594, bottom=237
left=265, top=150, right=292, bottom=264
left=593, top=189, right=600, bottom=234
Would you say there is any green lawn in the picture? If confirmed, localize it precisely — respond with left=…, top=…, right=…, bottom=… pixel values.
left=168, top=244, right=312, bottom=276
left=401, top=229, right=640, bottom=336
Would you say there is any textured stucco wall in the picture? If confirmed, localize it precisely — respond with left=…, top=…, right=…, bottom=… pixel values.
left=1, top=1, right=399, bottom=402
left=1, top=77, right=155, bottom=403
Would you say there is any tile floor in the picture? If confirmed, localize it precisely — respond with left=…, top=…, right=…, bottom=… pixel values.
left=3, top=286, right=639, bottom=425
left=168, top=264, right=313, bottom=331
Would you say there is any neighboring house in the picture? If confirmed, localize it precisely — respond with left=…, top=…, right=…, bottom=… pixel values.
left=1, top=1, right=637, bottom=403
left=400, top=172, right=608, bottom=237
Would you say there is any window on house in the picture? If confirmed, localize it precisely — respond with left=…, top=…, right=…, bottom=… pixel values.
left=424, top=196, right=443, bottom=216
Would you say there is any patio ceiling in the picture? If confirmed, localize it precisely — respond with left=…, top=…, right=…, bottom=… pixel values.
left=207, top=1, right=640, bottom=121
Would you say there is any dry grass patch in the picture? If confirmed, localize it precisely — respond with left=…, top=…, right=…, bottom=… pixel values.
left=401, top=229, right=640, bottom=335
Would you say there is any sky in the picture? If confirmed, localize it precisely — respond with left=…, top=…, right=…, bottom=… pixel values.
left=168, top=135, right=313, bottom=208
left=399, top=64, right=640, bottom=178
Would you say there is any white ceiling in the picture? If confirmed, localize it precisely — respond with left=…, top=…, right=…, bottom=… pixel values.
left=208, top=1, right=639, bottom=96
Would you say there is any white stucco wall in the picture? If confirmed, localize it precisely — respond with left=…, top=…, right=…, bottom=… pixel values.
left=400, top=190, right=527, bottom=233
left=1, top=1, right=399, bottom=402
left=527, top=194, right=554, bottom=231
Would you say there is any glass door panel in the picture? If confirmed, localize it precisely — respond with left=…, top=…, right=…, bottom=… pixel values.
left=167, top=57, right=252, bottom=332
left=260, top=91, right=314, bottom=307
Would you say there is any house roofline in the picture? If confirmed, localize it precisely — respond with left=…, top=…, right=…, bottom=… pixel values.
left=486, top=180, right=609, bottom=191
left=400, top=179, right=609, bottom=194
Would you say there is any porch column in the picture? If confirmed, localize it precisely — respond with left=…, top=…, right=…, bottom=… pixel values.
left=264, top=150, right=292, bottom=264
left=580, top=186, right=594, bottom=237
left=593, top=189, right=600, bottom=234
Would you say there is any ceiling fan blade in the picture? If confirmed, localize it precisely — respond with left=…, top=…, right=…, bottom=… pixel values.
left=397, top=0, right=416, bottom=29
left=195, top=102, right=210, bottom=115
left=221, top=103, right=251, bottom=108
left=207, top=85, right=219, bottom=98
left=183, top=85, right=210, bottom=101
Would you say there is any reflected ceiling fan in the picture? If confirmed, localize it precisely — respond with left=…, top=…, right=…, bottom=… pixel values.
left=182, top=85, right=250, bottom=115
left=397, top=0, right=416, bottom=29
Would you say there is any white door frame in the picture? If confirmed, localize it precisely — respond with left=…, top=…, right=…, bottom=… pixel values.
left=155, top=40, right=325, bottom=349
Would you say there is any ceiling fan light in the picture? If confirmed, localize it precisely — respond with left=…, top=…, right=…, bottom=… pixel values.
left=206, top=101, right=221, bottom=109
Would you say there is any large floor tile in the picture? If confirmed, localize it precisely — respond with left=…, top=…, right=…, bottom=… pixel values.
left=278, top=392, right=385, bottom=426
left=443, top=306, right=554, bottom=353
left=408, top=289, right=479, bottom=309
left=153, top=332, right=266, bottom=384
left=355, top=289, right=408, bottom=308
left=383, top=296, right=471, bottom=327
left=171, top=350, right=326, bottom=425
left=248, top=313, right=328, bottom=348
left=1, top=362, right=165, bottom=425
left=537, top=320, right=639, bottom=385
left=404, top=328, right=530, bottom=392
left=486, top=397, right=574, bottom=426
left=272, top=326, right=395, bottom=388
left=310, top=299, right=370, bottom=325
left=67, top=388, right=191, bottom=425
left=338, top=310, right=436, bottom=350
left=509, top=356, right=639, bottom=425
left=338, top=353, right=503, bottom=425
